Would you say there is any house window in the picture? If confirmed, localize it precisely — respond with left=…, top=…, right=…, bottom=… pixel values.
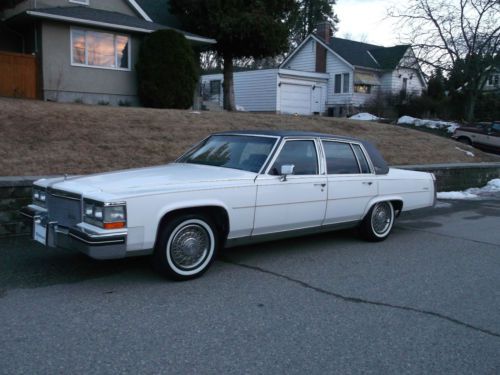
left=488, top=74, right=499, bottom=86
left=71, top=28, right=130, bottom=70
left=210, top=80, right=221, bottom=96
left=354, top=84, right=371, bottom=94
left=69, top=0, right=90, bottom=5
left=334, top=73, right=350, bottom=94
left=334, top=74, right=342, bottom=93
left=342, top=73, right=350, bottom=93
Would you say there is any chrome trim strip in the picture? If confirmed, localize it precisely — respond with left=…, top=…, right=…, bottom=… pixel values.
left=225, top=220, right=360, bottom=248
left=47, top=187, right=81, bottom=201
left=69, top=232, right=126, bottom=245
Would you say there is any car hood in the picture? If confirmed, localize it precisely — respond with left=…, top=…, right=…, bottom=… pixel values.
left=41, top=163, right=257, bottom=197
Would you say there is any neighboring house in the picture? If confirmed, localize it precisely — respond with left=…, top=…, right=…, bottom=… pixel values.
left=484, top=68, right=499, bottom=93
left=0, top=0, right=215, bottom=105
left=201, top=24, right=426, bottom=116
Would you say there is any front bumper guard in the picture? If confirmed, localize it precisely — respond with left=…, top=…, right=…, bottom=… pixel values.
left=20, top=205, right=128, bottom=260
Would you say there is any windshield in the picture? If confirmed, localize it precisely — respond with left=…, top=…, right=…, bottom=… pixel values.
left=178, top=135, right=277, bottom=173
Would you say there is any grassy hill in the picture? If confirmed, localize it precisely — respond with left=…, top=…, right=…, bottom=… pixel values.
left=0, top=97, right=497, bottom=176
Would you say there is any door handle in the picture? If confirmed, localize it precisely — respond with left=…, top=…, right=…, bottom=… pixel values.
left=363, top=181, right=373, bottom=185
left=314, top=183, right=326, bottom=187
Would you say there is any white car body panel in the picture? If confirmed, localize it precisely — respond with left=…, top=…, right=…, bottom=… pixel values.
left=26, top=133, right=436, bottom=260
left=253, top=174, right=328, bottom=235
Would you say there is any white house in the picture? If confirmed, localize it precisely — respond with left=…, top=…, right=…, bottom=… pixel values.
left=202, top=24, right=426, bottom=116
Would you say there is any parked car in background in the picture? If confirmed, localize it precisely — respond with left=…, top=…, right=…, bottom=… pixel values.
left=452, top=121, right=500, bottom=154
left=21, top=131, right=436, bottom=280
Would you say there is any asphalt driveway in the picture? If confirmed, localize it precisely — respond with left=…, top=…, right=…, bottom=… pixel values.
left=0, top=196, right=499, bottom=374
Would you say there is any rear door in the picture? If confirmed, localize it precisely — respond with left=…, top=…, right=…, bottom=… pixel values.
left=321, top=140, right=378, bottom=225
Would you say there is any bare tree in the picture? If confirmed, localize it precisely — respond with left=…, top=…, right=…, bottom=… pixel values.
left=389, top=0, right=499, bottom=120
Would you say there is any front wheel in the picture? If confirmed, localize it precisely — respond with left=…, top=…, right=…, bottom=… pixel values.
left=154, top=214, right=218, bottom=280
left=359, top=201, right=395, bottom=242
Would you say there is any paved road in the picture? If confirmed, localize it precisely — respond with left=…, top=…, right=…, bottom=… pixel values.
left=1, top=197, right=499, bottom=374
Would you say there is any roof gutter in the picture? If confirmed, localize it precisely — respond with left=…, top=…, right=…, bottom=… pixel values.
left=126, top=0, right=152, bottom=22
left=25, top=10, right=216, bottom=44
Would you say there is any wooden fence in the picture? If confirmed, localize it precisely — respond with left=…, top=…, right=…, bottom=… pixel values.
left=0, top=51, right=38, bottom=99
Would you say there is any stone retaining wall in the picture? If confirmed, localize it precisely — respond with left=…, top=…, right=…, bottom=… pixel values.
left=395, top=162, right=500, bottom=192
left=1, top=163, right=499, bottom=238
left=0, top=176, right=56, bottom=237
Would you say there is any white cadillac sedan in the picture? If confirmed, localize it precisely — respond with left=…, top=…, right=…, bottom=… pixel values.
left=22, top=131, right=436, bottom=280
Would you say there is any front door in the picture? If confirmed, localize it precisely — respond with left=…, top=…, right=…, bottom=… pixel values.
left=311, top=86, right=322, bottom=114
left=253, top=139, right=327, bottom=235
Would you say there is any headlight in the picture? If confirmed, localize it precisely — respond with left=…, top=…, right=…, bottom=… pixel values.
left=32, top=187, right=47, bottom=207
left=83, top=199, right=126, bottom=229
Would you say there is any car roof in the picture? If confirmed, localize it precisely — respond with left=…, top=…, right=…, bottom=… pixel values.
left=214, top=130, right=361, bottom=142
left=213, top=130, right=389, bottom=175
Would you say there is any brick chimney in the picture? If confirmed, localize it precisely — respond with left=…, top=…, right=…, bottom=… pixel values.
left=316, top=21, right=332, bottom=44
left=315, top=22, right=331, bottom=73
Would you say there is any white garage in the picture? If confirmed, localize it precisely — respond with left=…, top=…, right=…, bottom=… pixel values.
left=201, top=68, right=328, bottom=115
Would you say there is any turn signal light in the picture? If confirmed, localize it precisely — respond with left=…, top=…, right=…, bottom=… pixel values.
left=103, top=222, right=126, bottom=230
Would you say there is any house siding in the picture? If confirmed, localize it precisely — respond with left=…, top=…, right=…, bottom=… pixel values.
left=41, top=21, right=140, bottom=105
left=389, top=68, right=424, bottom=96
left=325, top=51, right=353, bottom=106
left=202, top=70, right=278, bottom=112
left=283, top=39, right=316, bottom=72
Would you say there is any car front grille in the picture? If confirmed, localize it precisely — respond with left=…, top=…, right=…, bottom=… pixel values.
left=46, top=188, right=82, bottom=229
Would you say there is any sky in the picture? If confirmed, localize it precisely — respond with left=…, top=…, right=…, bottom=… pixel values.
left=334, top=0, right=400, bottom=46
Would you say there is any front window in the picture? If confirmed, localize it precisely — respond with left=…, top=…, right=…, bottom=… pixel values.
left=71, top=28, right=130, bottom=70
left=270, top=140, right=318, bottom=175
left=178, top=135, right=277, bottom=173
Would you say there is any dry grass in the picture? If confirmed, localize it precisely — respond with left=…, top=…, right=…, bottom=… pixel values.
left=0, top=97, right=497, bottom=176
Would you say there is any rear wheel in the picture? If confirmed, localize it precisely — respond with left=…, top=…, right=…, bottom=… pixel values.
left=360, top=201, right=395, bottom=242
left=153, top=214, right=218, bottom=280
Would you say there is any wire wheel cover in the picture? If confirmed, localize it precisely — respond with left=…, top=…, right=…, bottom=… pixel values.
left=372, top=203, right=392, bottom=235
left=170, top=224, right=210, bottom=270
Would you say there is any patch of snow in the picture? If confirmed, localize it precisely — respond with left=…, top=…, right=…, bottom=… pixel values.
left=190, top=111, right=201, bottom=114
left=236, top=105, right=246, bottom=111
left=437, top=179, right=500, bottom=200
left=455, top=147, right=475, bottom=157
left=397, top=116, right=459, bottom=133
left=437, top=191, right=478, bottom=199
left=467, top=178, right=500, bottom=195
left=349, top=113, right=379, bottom=121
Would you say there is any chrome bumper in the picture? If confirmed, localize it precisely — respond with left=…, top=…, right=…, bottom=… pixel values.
left=20, top=205, right=127, bottom=260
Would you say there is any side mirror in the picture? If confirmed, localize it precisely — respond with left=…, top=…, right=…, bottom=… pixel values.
left=280, top=164, right=295, bottom=181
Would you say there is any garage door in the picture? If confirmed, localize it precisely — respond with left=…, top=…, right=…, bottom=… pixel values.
left=280, top=84, right=312, bottom=115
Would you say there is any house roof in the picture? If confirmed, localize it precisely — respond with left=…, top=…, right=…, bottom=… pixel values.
left=134, top=0, right=180, bottom=28
left=24, top=6, right=215, bottom=44
left=316, top=35, right=410, bottom=70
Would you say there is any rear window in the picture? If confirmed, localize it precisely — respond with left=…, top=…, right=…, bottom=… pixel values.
left=352, top=144, right=371, bottom=174
left=322, top=141, right=360, bottom=174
